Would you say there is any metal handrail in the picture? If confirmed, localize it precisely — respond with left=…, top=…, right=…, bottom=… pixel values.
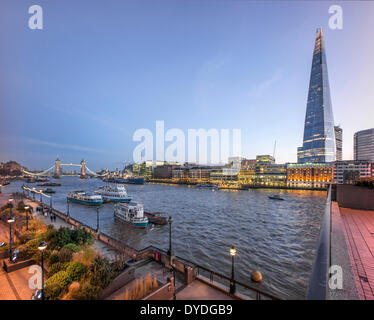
left=306, top=184, right=332, bottom=300
left=195, top=264, right=280, bottom=300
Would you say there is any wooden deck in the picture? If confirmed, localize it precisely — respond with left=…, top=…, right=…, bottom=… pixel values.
left=340, top=207, right=374, bottom=300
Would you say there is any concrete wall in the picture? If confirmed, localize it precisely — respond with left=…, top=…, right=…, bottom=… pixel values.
left=336, top=184, right=374, bottom=210
left=142, top=278, right=175, bottom=300
left=100, top=267, right=135, bottom=299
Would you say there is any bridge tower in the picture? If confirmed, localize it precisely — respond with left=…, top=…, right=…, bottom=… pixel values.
left=80, top=159, right=86, bottom=178
left=55, top=158, right=61, bottom=178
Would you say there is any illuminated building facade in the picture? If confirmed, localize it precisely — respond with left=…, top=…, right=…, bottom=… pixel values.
left=188, top=167, right=211, bottom=183
left=256, top=164, right=287, bottom=187
left=334, top=160, right=373, bottom=184
left=172, top=167, right=189, bottom=182
left=287, top=163, right=333, bottom=189
left=298, top=28, right=336, bottom=163
left=238, top=159, right=257, bottom=184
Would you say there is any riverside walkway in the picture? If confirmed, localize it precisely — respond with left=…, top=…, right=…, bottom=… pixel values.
left=340, top=207, right=374, bottom=299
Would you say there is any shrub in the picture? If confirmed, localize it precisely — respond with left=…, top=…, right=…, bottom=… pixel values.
left=17, top=201, right=25, bottom=211
left=66, top=262, right=85, bottom=282
left=44, top=283, right=62, bottom=300
left=63, top=243, right=79, bottom=253
left=71, top=229, right=94, bottom=246
left=48, top=262, right=71, bottom=278
left=46, top=270, right=72, bottom=290
left=55, top=227, right=73, bottom=248
left=61, top=282, right=80, bottom=300
left=58, top=247, right=73, bottom=263
left=19, top=232, right=35, bottom=244
left=72, top=246, right=96, bottom=266
left=71, top=281, right=102, bottom=300
left=86, top=256, right=113, bottom=289
left=48, top=262, right=63, bottom=277
left=48, top=253, right=59, bottom=266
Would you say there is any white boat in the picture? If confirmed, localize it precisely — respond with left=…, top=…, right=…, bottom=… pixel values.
left=94, top=184, right=132, bottom=203
left=67, top=191, right=103, bottom=205
left=114, top=202, right=148, bottom=228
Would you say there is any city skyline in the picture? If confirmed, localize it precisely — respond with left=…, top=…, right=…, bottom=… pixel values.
left=1, top=1, right=374, bottom=170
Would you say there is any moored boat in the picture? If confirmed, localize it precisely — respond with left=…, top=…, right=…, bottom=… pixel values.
left=144, top=211, right=167, bottom=225
left=37, top=182, right=62, bottom=187
left=67, top=191, right=103, bottom=205
left=114, top=202, right=148, bottom=228
left=43, top=188, right=56, bottom=194
left=94, top=184, right=131, bottom=203
left=268, top=194, right=284, bottom=201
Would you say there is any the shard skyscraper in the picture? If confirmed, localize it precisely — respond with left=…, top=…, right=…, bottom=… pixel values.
left=297, top=28, right=336, bottom=163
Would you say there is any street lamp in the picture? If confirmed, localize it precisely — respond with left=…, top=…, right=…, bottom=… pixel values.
left=96, top=206, right=101, bottom=235
left=167, top=216, right=173, bottom=257
left=49, top=194, right=52, bottom=210
left=38, top=241, right=47, bottom=300
left=229, top=246, right=236, bottom=294
left=7, top=217, right=15, bottom=262
left=39, top=190, right=43, bottom=203
left=8, top=198, right=13, bottom=217
left=32, top=188, right=36, bottom=200
left=25, top=206, right=30, bottom=231
left=67, top=199, right=70, bottom=219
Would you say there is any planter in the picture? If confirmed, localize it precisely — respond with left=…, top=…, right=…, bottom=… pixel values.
left=3, top=258, right=36, bottom=273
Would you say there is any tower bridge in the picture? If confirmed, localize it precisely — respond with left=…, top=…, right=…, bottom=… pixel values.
left=22, top=158, right=106, bottom=178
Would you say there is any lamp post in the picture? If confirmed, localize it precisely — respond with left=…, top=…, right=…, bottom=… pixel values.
left=32, top=188, right=36, bottom=200
left=8, top=198, right=13, bottom=219
left=39, top=190, right=43, bottom=203
left=7, top=217, right=15, bottom=262
left=229, top=246, right=236, bottom=294
left=67, top=199, right=70, bottom=219
left=49, top=194, right=52, bottom=210
left=96, top=206, right=101, bottom=235
left=167, top=216, right=173, bottom=257
left=25, top=206, right=30, bottom=231
left=38, top=242, right=47, bottom=300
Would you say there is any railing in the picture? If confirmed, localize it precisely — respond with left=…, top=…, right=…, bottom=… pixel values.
left=306, top=184, right=332, bottom=300
left=194, top=264, right=280, bottom=300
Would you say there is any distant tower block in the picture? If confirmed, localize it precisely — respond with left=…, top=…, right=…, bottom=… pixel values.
left=80, top=159, right=86, bottom=177
left=55, top=158, right=61, bottom=177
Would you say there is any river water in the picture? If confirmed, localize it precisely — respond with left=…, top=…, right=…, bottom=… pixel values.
left=3, top=177, right=326, bottom=299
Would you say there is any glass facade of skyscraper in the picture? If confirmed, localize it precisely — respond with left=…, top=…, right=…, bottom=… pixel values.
left=354, top=128, right=374, bottom=162
left=298, top=28, right=336, bottom=163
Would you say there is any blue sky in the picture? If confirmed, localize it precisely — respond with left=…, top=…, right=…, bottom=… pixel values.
left=1, top=1, right=374, bottom=170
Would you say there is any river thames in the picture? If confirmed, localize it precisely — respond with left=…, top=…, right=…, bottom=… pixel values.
left=3, top=177, right=326, bottom=299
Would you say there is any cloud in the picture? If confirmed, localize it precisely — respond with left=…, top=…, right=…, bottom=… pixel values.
left=24, top=137, right=106, bottom=154
left=0, top=135, right=106, bottom=154
left=249, top=71, right=282, bottom=98
left=42, top=105, right=127, bottom=134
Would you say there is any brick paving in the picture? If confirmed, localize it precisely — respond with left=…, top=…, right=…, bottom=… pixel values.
left=340, top=207, right=374, bottom=300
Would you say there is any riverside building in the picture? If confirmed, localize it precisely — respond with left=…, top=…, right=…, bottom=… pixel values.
left=286, top=163, right=334, bottom=189
left=333, top=160, right=373, bottom=184
left=354, top=128, right=374, bottom=162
